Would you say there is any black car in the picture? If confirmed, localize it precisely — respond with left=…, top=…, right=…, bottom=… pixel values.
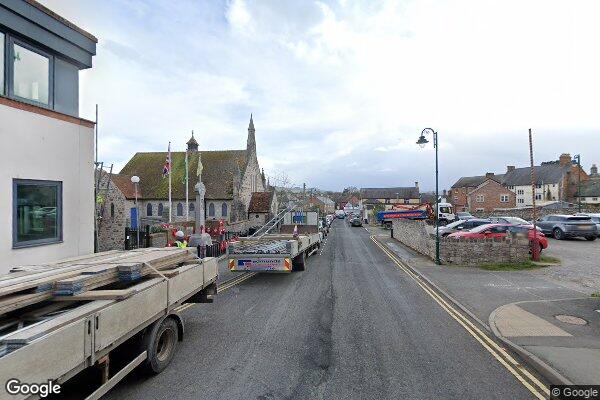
left=536, top=214, right=597, bottom=240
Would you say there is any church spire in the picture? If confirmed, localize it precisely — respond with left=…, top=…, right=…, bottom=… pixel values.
left=247, top=114, right=256, bottom=155
left=187, top=130, right=198, bottom=152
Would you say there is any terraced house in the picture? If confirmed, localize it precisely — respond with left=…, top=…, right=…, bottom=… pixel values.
left=97, top=116, right=268, bottom=249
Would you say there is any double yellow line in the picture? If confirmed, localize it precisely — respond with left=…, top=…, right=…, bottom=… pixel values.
left=370, top=236, right=549, bottom=400
left=174, top=272, right=258, bottom=313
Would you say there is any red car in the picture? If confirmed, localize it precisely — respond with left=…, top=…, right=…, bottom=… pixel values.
left=448, top=223, right=548, bottom=251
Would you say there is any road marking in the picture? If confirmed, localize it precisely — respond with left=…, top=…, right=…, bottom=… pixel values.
left=370, top=236, right=548, bottom=400
left=173, top=272, right=258, bottom=313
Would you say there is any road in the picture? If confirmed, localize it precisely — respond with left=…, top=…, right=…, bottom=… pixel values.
left=105, top=219, right=537, bottom=400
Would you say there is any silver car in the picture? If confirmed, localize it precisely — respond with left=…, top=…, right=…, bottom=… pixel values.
left=438, top=218, right=491, bottom=237
left=577, top=213, right=600, bottom=237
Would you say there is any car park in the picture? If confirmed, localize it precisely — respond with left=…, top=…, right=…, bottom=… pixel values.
left=455, top=212, right=475, bottom=221
left=438, top=218, right=491, bottom=237
left=536, top=214, right=597, bottom=240
left=448, top=223, right=549, bottom=251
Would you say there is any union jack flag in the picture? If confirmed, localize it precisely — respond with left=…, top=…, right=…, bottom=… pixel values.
left=162, top=142, right=171, bottom=177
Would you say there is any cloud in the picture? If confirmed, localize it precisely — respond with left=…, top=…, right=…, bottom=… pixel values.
left=40, top=0, right=600, bottom=191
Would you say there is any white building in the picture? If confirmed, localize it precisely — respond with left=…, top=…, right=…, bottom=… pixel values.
left=0, top=1, right=97, bottom=273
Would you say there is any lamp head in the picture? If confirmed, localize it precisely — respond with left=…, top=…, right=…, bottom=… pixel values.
left=416, top=135, right=429, bottom=148
left=131, top=175, right=140, bottom=184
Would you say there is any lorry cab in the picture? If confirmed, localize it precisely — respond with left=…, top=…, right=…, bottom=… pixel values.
left=437, top=202, right=455, bottom=225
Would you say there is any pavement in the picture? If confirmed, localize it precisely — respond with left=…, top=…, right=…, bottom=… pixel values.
left=102, top=219, right=539, bottom=400
left=369, top=225, right=600, bottom=385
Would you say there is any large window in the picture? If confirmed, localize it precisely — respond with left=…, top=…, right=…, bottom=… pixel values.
left=0, top=33, right=4, bottom=95
left=13, top=179, right=62, bottom=248
left=13, top=43, right=50, bottom=105
left=222, top=202, right=228, bottom=217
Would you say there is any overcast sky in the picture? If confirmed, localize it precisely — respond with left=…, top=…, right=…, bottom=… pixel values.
left=41, top=0, right=600, bottom=191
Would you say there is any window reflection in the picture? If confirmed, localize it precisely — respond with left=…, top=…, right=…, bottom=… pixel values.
left=13, top=44, right=49, bottom=104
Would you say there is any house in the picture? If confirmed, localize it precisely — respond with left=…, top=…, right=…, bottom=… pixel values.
left=449, top=154, right=589, bottom=211
left=115, top=116, right=266, bottom=225
left=360, top=185, right=420, bottom=209
left=575, top=180, right=600, bottom=205
left=248, top=191, right=278, bottom=226
left=466, top=178, right=516, bottom=213
left=0, top=1, right=97, bottom=273
left=307, top=196, right=335, bottom=214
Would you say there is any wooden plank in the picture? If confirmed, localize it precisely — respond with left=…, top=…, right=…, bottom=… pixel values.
left=53, top=278, right=164, bottom=301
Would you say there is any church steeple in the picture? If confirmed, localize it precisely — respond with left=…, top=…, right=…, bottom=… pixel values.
left=247, top=114, right=256, bottom=155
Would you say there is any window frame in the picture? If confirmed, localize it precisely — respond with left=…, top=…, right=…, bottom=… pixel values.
left=500, top=194, right=509, bottom=203
left=0, top=31, right=5, bottom=96
left=12, top=179, right=63, bottom=249
left=6, top=35, right=54, bottom=109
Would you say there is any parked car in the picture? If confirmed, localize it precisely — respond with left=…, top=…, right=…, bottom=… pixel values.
left=350, top=217, right=363, bottom=227
left=490, top=216, right=542, bottom=232
left=536, top=214, right=597, bottom=240
left=576, top=213, right=600, bottom=236
left=438, top=219, right=491, bottom=237
left=448, top=223, right=549, bottom=251
left=320, top=218, right=329, bottom=236
left=455, top=212, right=475, bottom=221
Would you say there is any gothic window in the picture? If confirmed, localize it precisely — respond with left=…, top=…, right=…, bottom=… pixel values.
left=208, top=203, right=215, bottom=216
left=158, top=203, right=163, bottom=216
left=110, top=203, right=115, bottom=219
left=176, top=203, right=183, bottom=216
left=146, top=203, right=153, bottom=216
left=222, top=202, right=228, bottom=217
left=189, top=203, right=195, bottom=212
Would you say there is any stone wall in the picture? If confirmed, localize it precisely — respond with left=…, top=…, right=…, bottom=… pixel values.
left=473, top=205, right=600, bottom=221
left=97, top=173, right=134, bottom=252
left=149, top=232, right=168, bottom=248
left=391, top=218, right=529, bottom=266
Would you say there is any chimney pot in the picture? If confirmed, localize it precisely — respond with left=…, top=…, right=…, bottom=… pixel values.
left=559, top=153, right=572, bottom=167
left=506, top=165, right=515, bottom=172
left=415, top=181, right=419, bottom=188
left=485, top=172, right=494, bottom=179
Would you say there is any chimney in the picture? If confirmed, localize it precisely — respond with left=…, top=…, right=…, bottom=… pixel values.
left=592, top=164, right=598, bottom=176
left=559, top=153, right=571, bottom=167
left=485, top=172, right=494, bottom=179
left=506, top=165, right=515, bottom=173
left=414, top=181, right=419, bottom=188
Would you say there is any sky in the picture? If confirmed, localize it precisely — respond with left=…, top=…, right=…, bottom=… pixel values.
left=41, top=0, right=600, bottom=191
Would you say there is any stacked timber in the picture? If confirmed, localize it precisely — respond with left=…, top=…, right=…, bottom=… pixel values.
left=229, top=240, right=290, bottom=255
left=0, top=248, right=198, bottom=356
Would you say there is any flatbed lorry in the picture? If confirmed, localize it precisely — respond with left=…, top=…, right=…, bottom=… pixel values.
left=0, top=248, right=217, bottom=400
left=228, top=211, right=322, bottom=272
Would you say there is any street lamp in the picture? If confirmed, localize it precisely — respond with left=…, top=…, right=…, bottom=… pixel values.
left=131, top=175, right=140, bottom=247
left=573, top=155, right=581, bottom=212
left=416, top=128, right=440, bottom=265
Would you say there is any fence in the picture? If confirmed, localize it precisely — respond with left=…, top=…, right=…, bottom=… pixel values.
left=124, top=226, right=151, bottom=250
left=197, top=243, right=226, bottom=259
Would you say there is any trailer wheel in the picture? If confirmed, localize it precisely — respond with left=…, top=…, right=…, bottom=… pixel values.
left=293, top=252, right=306, bottom=271
left=141, top=317, right=178, bottom=375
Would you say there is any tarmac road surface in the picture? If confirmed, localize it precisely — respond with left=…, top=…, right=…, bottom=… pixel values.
left=103, top=219, right=537, bottom=400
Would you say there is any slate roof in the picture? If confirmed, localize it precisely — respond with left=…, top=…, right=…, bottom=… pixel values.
left=119, top=150, right=247, bottom=200
left=248, top=191, right=274, bottom=213
left=577, top=180, right=600, bottom=197
left=451, top=174, right=505, bottom=188
left=361, top=187, right=420, bottom=199
left=503, top=164, right=569, bottom=186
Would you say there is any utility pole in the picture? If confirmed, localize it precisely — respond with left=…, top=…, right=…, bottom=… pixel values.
left=529, top=129, right=540, bottom=261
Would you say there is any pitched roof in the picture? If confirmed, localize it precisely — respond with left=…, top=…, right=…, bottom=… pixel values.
left=503, top=164, right=569, bottom=186
left=360, top=187, right=420, bottom=199
left=451, top=174, right=506, bottom=188
left=110, top=174, right=137, bottom=199
left=577, top=180, right=600, bottom=197
left=248, top=191, right=274, bottom=213
left=119, top=150, right=247, bottom=200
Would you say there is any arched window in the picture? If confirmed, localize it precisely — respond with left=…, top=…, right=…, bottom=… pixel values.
left=189, top=203, right=195, bottom=212
left=222, top=202, right=228, bottom=217
left=158, top=203, right=163, bottom=216
left=208, top=203, right=215, bottom=217
left=110, top=203, right=115, bottom=218
left=146, top=203, right=153, bottom=216
left=176, top=203, right=183, bottom=216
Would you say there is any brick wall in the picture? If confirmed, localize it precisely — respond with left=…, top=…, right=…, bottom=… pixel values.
left=391, top=219, right=530, bottom=266
left=467, top=179, right=516, bottom=213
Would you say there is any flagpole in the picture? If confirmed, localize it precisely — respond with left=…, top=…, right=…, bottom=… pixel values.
left=168, top=141, right=172, bottom=223
left=185, top=134, right=190, bottom=222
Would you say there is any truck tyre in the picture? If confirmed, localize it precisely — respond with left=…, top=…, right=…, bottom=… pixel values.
left=293, top=252, right=306, bottom=271
left=141, top=317, right=178, bottom=375
left=553, top=228, right=564, bottom=240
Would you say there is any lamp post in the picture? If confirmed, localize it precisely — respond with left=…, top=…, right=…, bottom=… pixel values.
left=573, top=155, right=581, bottom=212
left=131, top=175, right=140, bottom=247
left=417, top=128, right=440, bottom=265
